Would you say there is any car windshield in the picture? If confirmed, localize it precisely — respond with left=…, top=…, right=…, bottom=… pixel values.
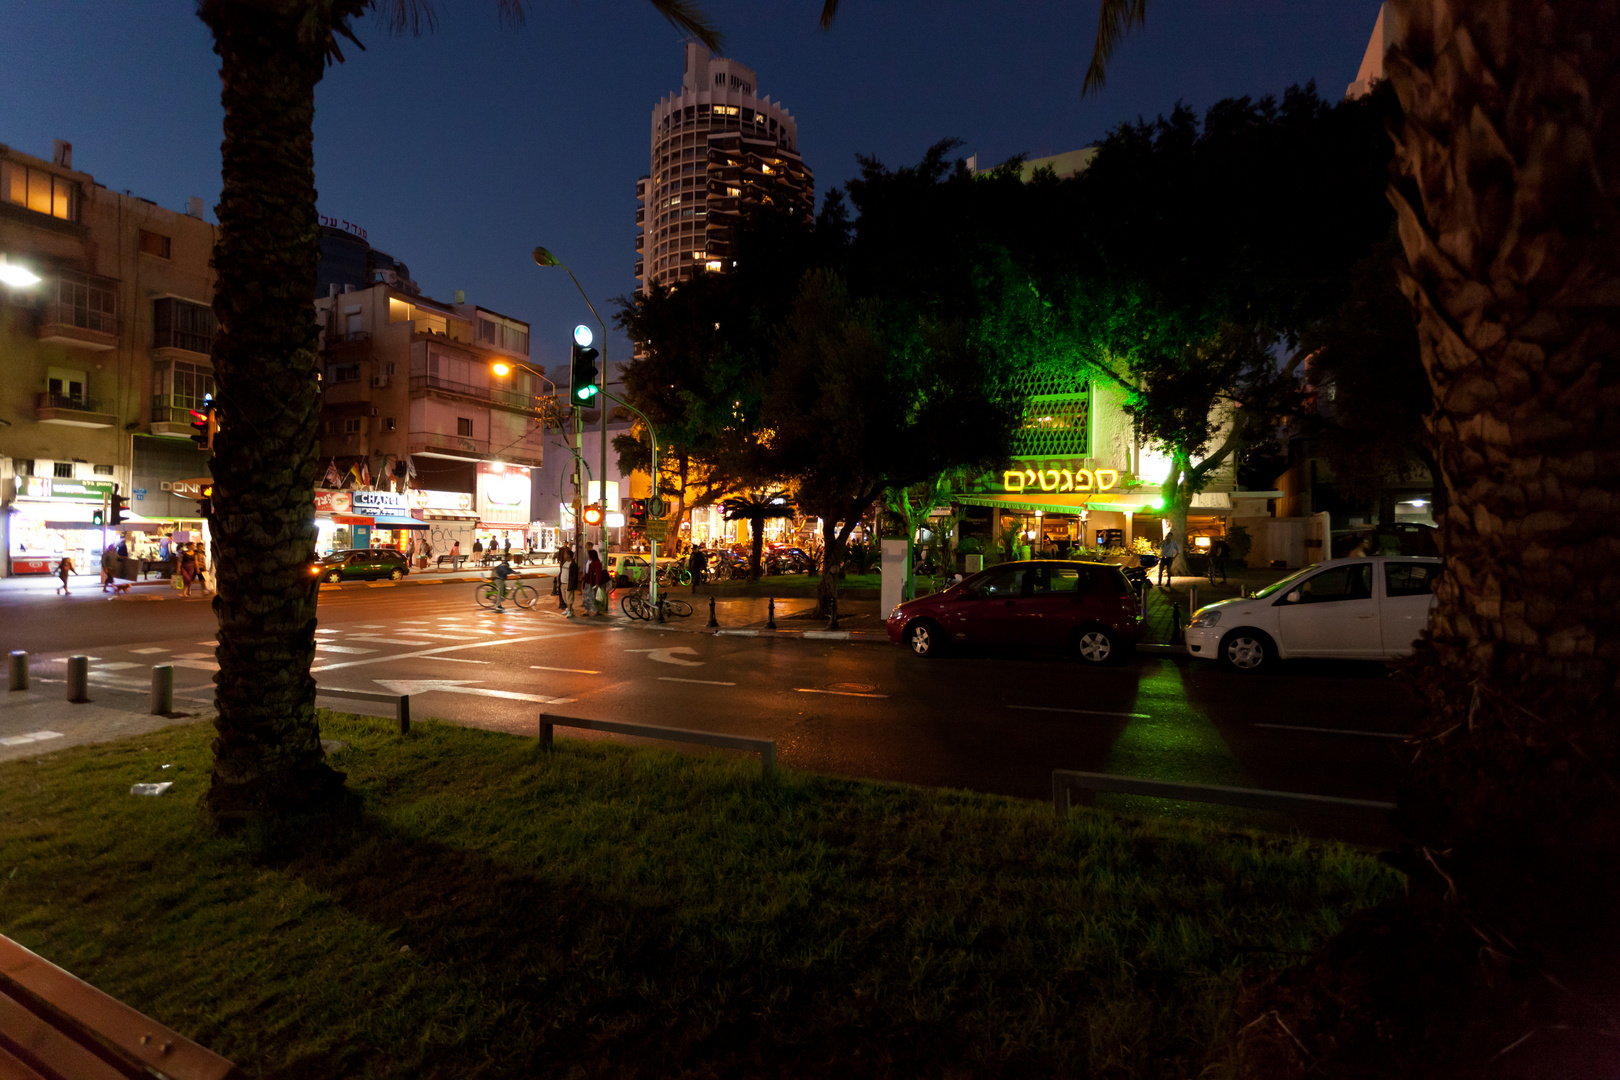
left=1250, top=564, right=1320, bottom=600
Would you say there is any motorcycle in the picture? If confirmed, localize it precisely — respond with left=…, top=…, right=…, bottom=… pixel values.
left=1121, top=553, right=1158, bottom=591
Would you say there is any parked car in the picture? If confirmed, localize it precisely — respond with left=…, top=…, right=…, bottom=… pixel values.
left=1184, top=555, right=1440, bottom=671
left=312, top=548, right=410, bottom=583
left=603, top=552, right=681, bottom=586
left=886, top=559, right=1141, bottom=663
left=1331, top=522, right=1438, bottom=559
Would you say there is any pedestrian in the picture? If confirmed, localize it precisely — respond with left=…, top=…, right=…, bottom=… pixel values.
left=554, top=543, right=572, bottom=608
left=1157, top=530, right=1181, bottom=587
left=503, top=536, right=512, bottom=559
left=1347, top=536, right=1372, bottom=558
left=490, top=554, right=513, bottom=612
left=689, top=544, right=706, bottom=594
left=116, top=537, right=129, bottom=558
left=421, top=538, right=434, bottom=569
left=102, top=545, right=119, bottom=592
left=472, top=537, right=483, bottom=555
left=559, top=549, right=580, bottom=618
left=1207, top=535, right=1230, bottom=585
left=450, top=539, right=462, bottom=568
left=159, top=533, right=171, bottom=560
left=178, top=545, right=198, bottom=597
left=584, top=546, right=608, bottom=615
left=55, top=555, right=76, bottom=596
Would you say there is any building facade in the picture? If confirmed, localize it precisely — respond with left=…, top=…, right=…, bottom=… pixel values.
left=636, top=44, right=814, bottom=292
left=0, top=139, right=217, bottom=576
left=312, top=283, right=547, bottom=555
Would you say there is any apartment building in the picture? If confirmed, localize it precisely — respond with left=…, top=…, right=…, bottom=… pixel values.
left=636, top=44, right=814, bottom=291
left=0, top=139, right=217, bottom=576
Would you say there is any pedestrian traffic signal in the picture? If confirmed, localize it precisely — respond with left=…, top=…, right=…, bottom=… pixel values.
left=570, top=326, right=600, bottom=407
left=629, top=499, right=647, bottom=526
left=92, top=510, right=104, bottom=526
left=109, top=488, right=128, bottom=525
left=196, top=484, right=213, bottom=519
left=188, top=400, right=218, bottom=450
left=583, top=504, right=604, bottom=527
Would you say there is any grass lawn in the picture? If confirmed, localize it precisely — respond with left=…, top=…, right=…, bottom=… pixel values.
left=0, top=714, right=1401, bottom=1078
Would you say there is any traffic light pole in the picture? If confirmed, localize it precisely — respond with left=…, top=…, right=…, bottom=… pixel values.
left=600, top=390, right=659, bottom=620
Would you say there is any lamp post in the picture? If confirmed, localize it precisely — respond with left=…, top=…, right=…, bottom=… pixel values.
left=533, top=247, right=610, bottom=556
left=490, top=358, right=585, bottom=556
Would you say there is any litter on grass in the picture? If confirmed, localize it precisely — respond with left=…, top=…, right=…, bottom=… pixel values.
left=130, top=782, right=173, bottom=796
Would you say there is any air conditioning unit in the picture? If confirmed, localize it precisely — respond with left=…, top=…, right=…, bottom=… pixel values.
left=370, top=375, right=389, bottom=388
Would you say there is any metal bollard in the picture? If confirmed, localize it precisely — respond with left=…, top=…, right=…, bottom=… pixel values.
left=827, top=596, right=841, bottom=632
left=9, top=651, right=27, bottom=691
left=1171, top=603, right=1185, bottom=645
left=150, top=664, right=173, bottom=715
left=1190, top=585, right=1199, bottom=615
left=537, top=712, right=554, bottom=750
left=766, top=596, right=776, bottom=630
left=66, top=655, right=89, bottom=703
left=707, top=596, right=719, bottom=628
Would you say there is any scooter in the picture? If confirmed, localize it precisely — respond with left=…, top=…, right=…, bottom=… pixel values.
left=1121, top=553, right=1158, bottom=590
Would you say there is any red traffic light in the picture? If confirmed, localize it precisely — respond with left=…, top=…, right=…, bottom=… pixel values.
left=582, top=505, right=604, bottom=527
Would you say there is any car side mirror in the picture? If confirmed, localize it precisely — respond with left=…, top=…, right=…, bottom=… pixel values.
left=1286, top=590, right=1301, bottom=603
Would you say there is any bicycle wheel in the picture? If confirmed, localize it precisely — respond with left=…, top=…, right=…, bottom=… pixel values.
left=475, top=582, right=497, bottom=609
left=620, top=592, right=646, bottom=620
left=664, top=598, right=693, bottom=618
left=512, top=584, right=539, bottom=610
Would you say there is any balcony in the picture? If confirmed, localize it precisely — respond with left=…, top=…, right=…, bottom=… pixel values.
left=38, top=299, right=117, bottom=351
left=323, top=330, right=371, bottom=350
left=408, top=431, right=542, bottom=469
left=409, top=374, right=537, bottom=414
left=36, top=392, right=116, bottom=428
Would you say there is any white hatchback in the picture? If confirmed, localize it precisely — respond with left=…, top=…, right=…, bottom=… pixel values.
left=1184, top=556, right=1440, bottom=671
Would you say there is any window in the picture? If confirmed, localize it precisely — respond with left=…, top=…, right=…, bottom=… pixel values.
left=138, top=229, right=171, bottom=258
left=49, top=270, right=117, bottom=333
left=330, top=364, right=360, bottom=383
left=1289, top=564, right=1374, bottom=604
left=978, top=569, right=1026, bottom=597
left=47, top=367, right=87, bottom=404
left=93, top=464, right=114, bottom=475
left=1385, top=562, right=1438, bottom=598
left=153, top=297, right=216, bottom=353
left=16, top=460, right=33, bottom=477
left=383, top=417, right=396, bottom=432
left=0, top=160, right=77, bottom=221
left=1029, top=566, right=1089, bottom=594
left=154, top=360, right=215, bottom=412
left=53, top=462, right=73, bottom=479
left=457, top=417, right=473, bottom=437
left=342, top=418, right=362, bottom=435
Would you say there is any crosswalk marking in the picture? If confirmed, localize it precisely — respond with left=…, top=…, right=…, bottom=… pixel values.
left=0, top=731, right=63, bottom=747
left=314, top=644, right=377, bottom=655
left=130, top=647, right=168, bottom=655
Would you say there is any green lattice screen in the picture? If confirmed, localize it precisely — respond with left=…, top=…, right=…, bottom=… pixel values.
left=1010, top=373, right=1090, bottom=458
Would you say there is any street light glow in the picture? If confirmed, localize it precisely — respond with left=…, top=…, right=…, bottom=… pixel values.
left=0, top=259, right=41, bottom=287
left=574, top=324, right=593, bottom=347
left=492, top=362, right=512, bottom=377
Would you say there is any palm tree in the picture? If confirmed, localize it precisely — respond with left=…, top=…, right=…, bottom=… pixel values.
left=195, top=0, right=721, bottom=825
left=721, top=492, right=796, bottom=581
left=1089, top=0, right=1620, bottom=1068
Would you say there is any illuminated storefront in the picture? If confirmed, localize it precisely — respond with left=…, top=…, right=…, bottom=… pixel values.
left=7, top=475, right=116, bottom=575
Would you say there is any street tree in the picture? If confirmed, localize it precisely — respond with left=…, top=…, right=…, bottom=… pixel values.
left=194, top=0, right=722, bottom=826
left=721, top=492, right=797, bottom=580
left=1090, top=0, right=1620, bottom=1070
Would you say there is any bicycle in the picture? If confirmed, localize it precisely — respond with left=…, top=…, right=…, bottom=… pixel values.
left=475, top=575, right=538, bottom=610
left=619, top=581, right=693, bottom=620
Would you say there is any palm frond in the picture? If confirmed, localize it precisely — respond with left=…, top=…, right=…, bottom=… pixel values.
left=1082, top=0, right=1147, bottom=97
left=819, top=0, right=838, bottom=30
left=378, top=0, right=438, bottom=36
left=648, top=0, right=724, bottom=53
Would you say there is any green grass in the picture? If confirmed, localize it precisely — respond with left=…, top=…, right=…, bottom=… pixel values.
left=0, top=715, right=1401, bottom=1078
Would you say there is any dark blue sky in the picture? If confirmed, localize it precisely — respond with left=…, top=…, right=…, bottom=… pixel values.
left=1, top=1, right=1378, bottom=374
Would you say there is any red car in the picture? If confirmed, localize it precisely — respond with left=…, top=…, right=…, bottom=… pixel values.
left=886, top=560, right=1141, bottom=663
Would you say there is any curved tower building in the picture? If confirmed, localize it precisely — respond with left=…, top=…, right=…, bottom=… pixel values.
left=636, top=44, right=814, bottom=293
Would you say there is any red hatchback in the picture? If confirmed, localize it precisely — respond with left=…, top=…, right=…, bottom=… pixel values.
left=886, top=560, right=1141, bottom=663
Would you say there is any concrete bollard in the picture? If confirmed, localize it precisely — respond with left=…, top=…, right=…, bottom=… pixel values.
left=9, top=651, right=27, bottom=692
left=707, top=595, right=719, bottom=628
left=151, top=664, right=174, bottom=715
left=66, top=655, right=89, bottom=703
left=766, top=596, right=777, bottom=630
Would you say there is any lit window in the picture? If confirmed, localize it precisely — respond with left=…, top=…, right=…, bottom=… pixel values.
left=0, top=161, right=77, bottom=222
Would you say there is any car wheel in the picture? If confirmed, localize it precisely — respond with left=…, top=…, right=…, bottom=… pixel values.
left=389, top=568, right=404, bottom=581
left=905, top=619, right=943, bottom=658
left=1221, top=629, right=1273, bottom=672
left=325, top=570, right=343, bottom=584
left=1072, top=626, right=1117, bottom=665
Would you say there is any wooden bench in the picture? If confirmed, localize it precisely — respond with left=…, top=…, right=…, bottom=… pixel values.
left=434, top=555, right=466, bottom=570
left=0, top=934, right=242, bottom=1079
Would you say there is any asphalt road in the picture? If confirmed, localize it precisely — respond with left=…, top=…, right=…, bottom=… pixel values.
left=4, top=580, right=1425, bottom=841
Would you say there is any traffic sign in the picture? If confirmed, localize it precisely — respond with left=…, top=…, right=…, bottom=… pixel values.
left=644, top=518, right=669, bottom=540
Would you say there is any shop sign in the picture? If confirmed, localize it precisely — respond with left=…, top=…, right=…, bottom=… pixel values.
left=477, top=464, right=531, bottom=526
left=408, top=489, right=474, bottom=512
left=996, top=465, right=1121, bottom=494
left=18, top=477, right=115, bottom=502
left=314, top=491, right=352, bottom=514
left=352, top=491, right=406, bottom=514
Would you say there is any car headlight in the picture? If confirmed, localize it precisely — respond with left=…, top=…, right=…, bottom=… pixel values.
left=1189, top=609, right=1222, bottom=629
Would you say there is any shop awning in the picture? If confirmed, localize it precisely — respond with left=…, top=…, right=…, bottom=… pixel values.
left=955, top=494, right=1160, bottom=516
left=372, top=514, right=427, bottom=530
left=44, top=521, right=105, bottom=530
left=423, top=510, right=480, bottom=522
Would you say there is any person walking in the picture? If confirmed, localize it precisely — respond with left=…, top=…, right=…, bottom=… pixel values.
left=178, top=545, right=198, bottom=597
left=689, top=544, right=706, bottom=594
left=54, top=555, right=76, bottom=596
left=1207, top=535, right=1230, bottom=585
left=583, top=547, right=606, bottom=616
left=101, top=544, right=119, bottom=592
left=1157, top=530, right=1181, bottom=587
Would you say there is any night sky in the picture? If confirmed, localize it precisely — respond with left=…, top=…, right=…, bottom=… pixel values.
left=1, top=1, right=1379, bottom=374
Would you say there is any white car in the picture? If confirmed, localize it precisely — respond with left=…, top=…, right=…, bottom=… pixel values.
left=1184, top=556, right=1440, bottom=671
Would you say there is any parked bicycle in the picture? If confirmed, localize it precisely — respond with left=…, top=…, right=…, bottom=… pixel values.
left=619, top=581, right=694, bottom=621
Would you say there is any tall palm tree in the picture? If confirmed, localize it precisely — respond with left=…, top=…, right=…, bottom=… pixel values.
left=195, top=0, right=721, bottom=825
left=721, top=492, right=796, bottom=581
left=1088, top=0, right=1620, bottom=1067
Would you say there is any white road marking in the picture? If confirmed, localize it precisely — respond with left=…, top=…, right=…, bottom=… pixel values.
left=421, top=656, right=489, bottom=664
left=795, top=688, right=889, bottom=699
left=531, top=665, right=600, bottom=675
left=129, top=647, right=168, bottom=655
left=196, top=640, right=218, bottom=646
left=346, top=637, right=436, bottom=646
left=310, top=632, right=579, bottom=673
left=624, top=646, right=703, bottom=667
left=372, top=678, right=561, bottom=704
left=1254, top=723, right=1408, bottom=739
left=314, top=644, right=378, bottom=655
left=174, top=652, right=213, bottom=660
left=0, top=731, right=64, bottom=747
left=170, top=660, right=219, bottom=671
left=1008, top=704, right=1149, bottom=719
left=355, top=624, right=386, bottom=629
left=96, top=662, right=140, bottom=671
left=659, top=677, right=735, bottom=686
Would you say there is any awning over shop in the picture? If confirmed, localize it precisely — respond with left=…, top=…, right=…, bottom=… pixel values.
left=954, top=494, right=1160, bottom=516
left=44, top=520, right=105, bottom=530
left=372, top=514, right=427, bottom=530
left=423, top=510, right=480, bottom=522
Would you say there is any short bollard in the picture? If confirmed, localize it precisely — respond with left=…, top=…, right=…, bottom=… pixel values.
left=8, top=650, right=27, bottom=692
left=1171, top=603, right=1185, bottom=645
left=707, top=595, right=719, bottom=628
left=66, top=655, right=89, bottom=703
left=766, top=596, right=777, bottom=630
left=826, top=596, right=840, bottom=632
left=150, top=664, right=174, bottom=715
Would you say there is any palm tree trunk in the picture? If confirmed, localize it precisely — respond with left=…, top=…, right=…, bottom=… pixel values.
left=747, top=514, right=765, bottom=581
left=200, top=2, right=345, bottom=824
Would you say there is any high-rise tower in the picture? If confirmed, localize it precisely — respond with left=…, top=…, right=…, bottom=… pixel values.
left=636, top=44, right=814, bottom=292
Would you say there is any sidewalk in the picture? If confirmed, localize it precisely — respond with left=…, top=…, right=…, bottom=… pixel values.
left=0, top=667, right=214, bottom=763
left=565, top=592, right=889, bottom=641
left=1137, top=567, right=1294, bottom=645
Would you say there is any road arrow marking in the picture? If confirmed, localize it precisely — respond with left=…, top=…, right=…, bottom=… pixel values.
left=372, top=679, right=561, bottom=704
left=624, top=646, right=703, bottom=667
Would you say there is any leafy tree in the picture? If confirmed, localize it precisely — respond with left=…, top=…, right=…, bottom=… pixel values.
left=193, top=0, right=722, bottom=826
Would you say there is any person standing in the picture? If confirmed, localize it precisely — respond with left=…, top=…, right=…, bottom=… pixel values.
left=554, top=543, right=573, bottom=609
left=450, top=538, right=462, bottom=569
left=1157, top=530, right=1181, bottom=587
left=559, top=548, right=580, bottom=618
left=1207, top=535, right=1230, bottom=585
left=689, top=544, right=706, bottom=594
left=583, top=546, right=606, bottom=616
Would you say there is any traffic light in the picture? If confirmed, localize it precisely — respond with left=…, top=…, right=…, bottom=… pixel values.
left=92, top=510, right=104, bottom=526
left=582, top=504, right=604, bottom=527
left=569, top=324, right=600, bottom=407
left=196, top=484, right=213, bottom=519
left=109, top=487, right=128, bottom=525
left=629, top=499, right=647, bottom=527
left=188, top=398, right=218, bottom=450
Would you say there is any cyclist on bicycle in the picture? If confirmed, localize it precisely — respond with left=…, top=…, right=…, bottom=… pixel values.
left=490, top=555, right=514, bottom=611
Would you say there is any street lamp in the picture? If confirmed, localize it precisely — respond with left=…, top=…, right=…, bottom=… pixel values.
left=0, top=255, right=41, bottom=288
left=533, top=246, right=610, bottom=555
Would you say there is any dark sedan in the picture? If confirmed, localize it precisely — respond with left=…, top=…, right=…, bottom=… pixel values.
left=312, top=548, right=410, bottom=583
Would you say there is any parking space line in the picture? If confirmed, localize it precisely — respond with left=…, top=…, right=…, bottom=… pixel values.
left=1254, top=723, right=1407, bottom=739
left=1008, top=704, right=1150, bottom=719
left=659, top=677, right=735, bottom=686
left=531, top=665, right=600, bottom=675
left=795, top=688, right=888, bottom=699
